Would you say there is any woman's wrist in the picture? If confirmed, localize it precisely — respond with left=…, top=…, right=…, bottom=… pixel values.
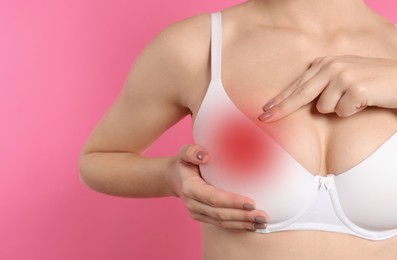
left=163, top=155, right=182, bottom=198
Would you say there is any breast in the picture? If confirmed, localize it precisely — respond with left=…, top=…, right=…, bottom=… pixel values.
left=333, top=133, right=397, bottom=231
left=193, top=80, right=318, bottom=223
left=197, top=132, right=318, bottom=224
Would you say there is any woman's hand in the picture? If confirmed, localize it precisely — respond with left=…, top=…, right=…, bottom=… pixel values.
left=166, top=144, right=269, bottom=231
left=258, top=55, right=397, bottom=122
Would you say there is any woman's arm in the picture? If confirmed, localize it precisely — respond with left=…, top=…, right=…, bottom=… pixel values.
left=78, top=19, right=194, bottom=198
left=78, top=14, right=269, bottom=230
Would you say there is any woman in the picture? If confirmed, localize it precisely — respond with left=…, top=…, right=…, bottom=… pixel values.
left=79, top=0, right=397, bottom=258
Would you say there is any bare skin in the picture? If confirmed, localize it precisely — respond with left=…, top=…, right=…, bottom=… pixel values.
left=79, top=0, right=397, bottom=259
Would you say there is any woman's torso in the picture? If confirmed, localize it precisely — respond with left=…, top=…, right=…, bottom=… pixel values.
left=180, top=2, right=397, bottom=259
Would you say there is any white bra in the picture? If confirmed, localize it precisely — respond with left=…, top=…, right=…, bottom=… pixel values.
left=192, top=11, right=397, bottom=241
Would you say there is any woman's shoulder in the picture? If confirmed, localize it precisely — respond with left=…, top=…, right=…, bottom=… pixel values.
left=152, top=12, right=212, bottom=67
left=128, top=12, right=214, bottom=110
left=162, top=12, right=212, bottom=37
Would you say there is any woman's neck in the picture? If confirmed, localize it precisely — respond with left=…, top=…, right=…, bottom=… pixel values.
left=248, top=0, right=383, bottom=34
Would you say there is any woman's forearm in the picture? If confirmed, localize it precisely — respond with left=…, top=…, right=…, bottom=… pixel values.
left=78, top=152, right=178, bottom=198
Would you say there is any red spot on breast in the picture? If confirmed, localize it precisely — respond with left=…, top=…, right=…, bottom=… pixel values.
left=211, top=115, right=276, bottom=178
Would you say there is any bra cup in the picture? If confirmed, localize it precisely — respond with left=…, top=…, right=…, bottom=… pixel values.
left=334, top=141, right=397, bottom=231
left=199, top=143, right=316, bottom=223
left=194, top=80, right=317, bottom=224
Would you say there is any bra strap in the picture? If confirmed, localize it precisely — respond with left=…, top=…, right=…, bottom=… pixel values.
left=211, top=12, right=222, bottom=80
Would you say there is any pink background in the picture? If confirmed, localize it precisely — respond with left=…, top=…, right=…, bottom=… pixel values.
left=0, top=0, right=395, bottom=259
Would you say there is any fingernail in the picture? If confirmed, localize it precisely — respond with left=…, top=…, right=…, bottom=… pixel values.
left=242, top=203, right=255, bottom=210
left=258, top=110, right=272, bottom=121
left=196, top=151, right=207, bottom=161
left=254, top=216, right=267, bottom=224
left=263, top=101, right=275, bottom=111
left=254, top=223, right=267, bottom=229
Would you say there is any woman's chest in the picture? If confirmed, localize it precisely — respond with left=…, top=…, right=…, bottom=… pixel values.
left=191, top=29, right=397, bottom=177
